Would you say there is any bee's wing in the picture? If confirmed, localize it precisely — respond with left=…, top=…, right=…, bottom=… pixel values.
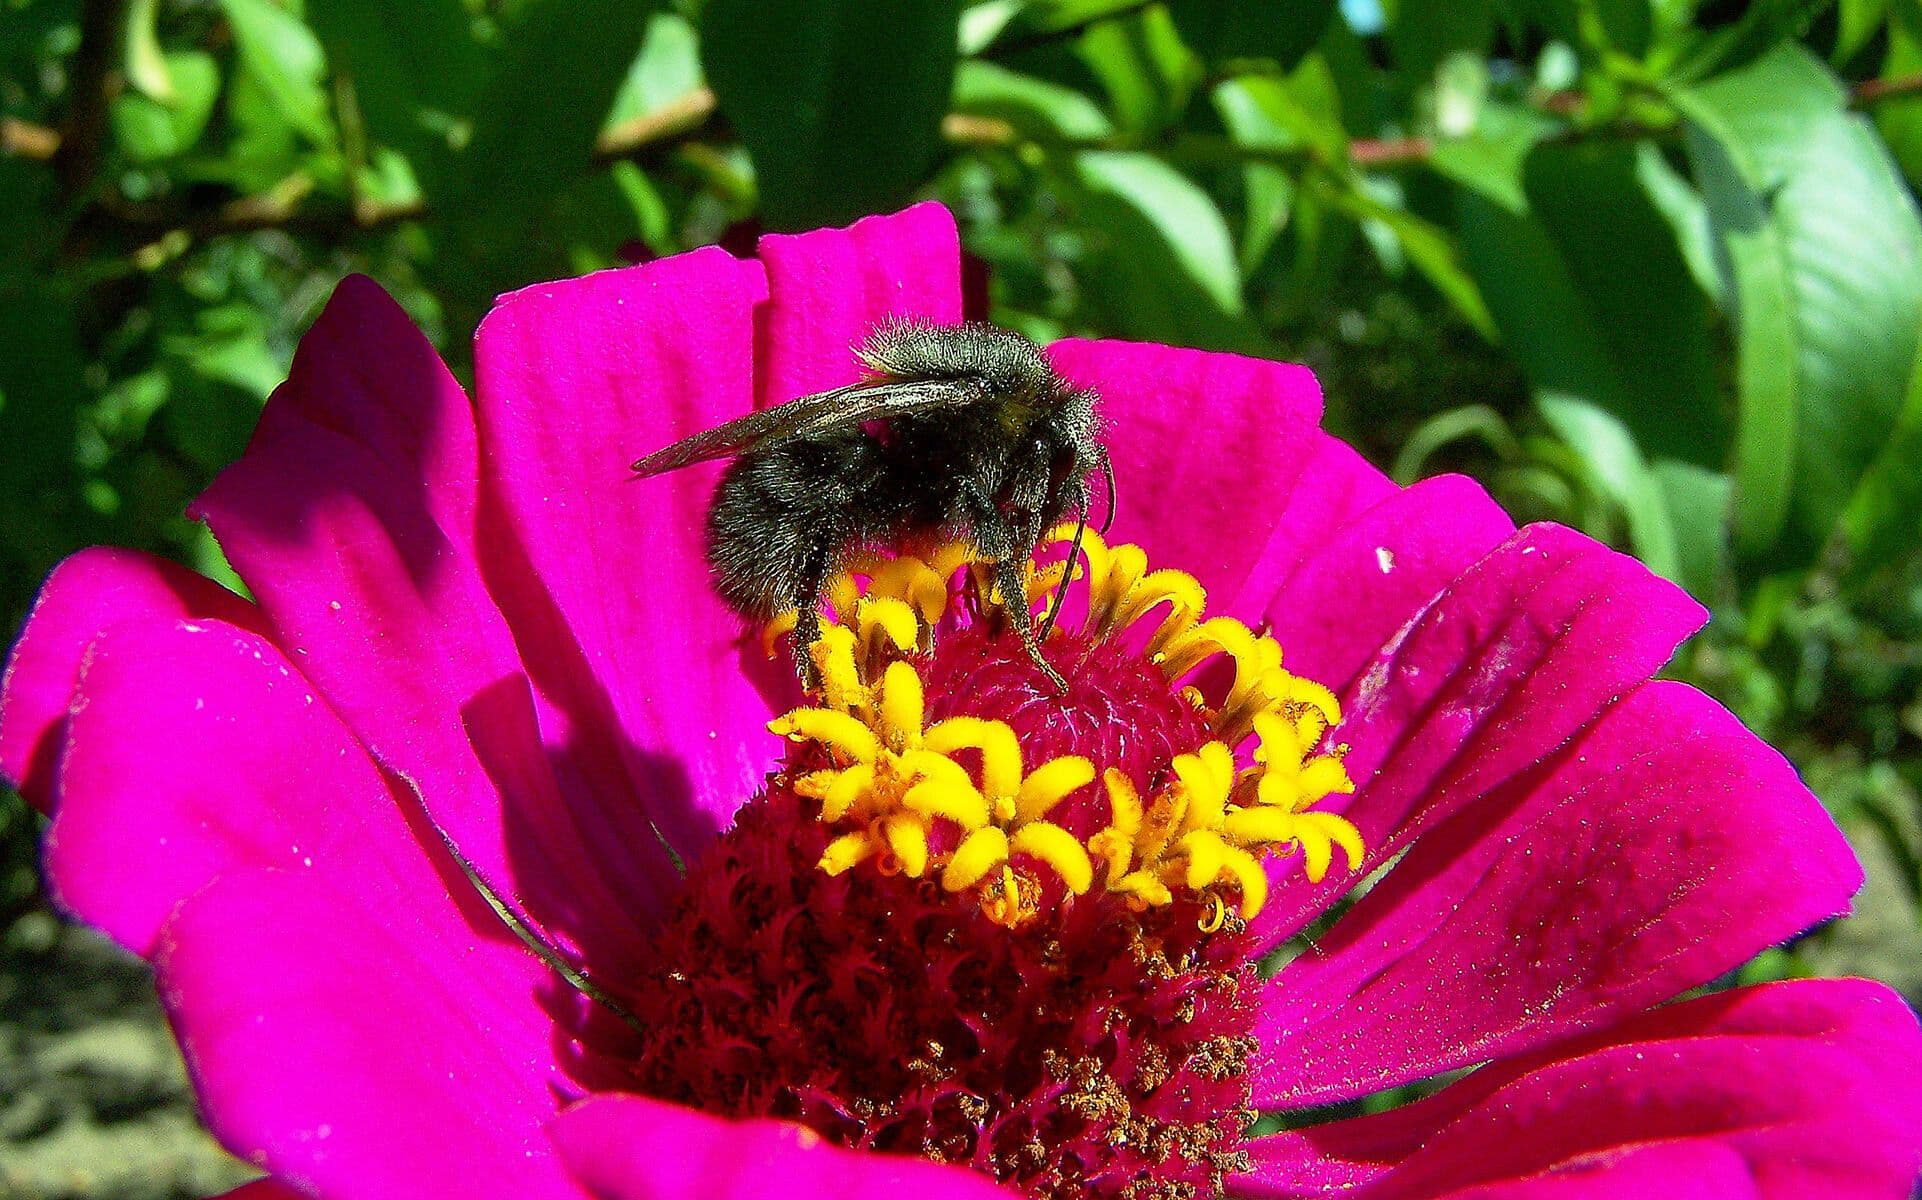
left=629, top=378, right=986, bottom=475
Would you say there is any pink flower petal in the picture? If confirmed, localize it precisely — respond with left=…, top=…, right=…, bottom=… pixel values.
left=1253, top=522, right=1708, bottom=950
left=474, top=247, right=788, bottom=858
left=0, top=547, right=257, bottom=811
left=551, top=1094, right=1014, bottom=1200
left=1259, top=473, right=1515, bottom=690
left=1240, top=978, right=1922, bottom=1200
left=1225, top=431, right=1400, bottom=616
left=755, top=201, right=964, bottom=406
left=193, top=276, right=672, bottom=976
left=212, top=1182, right=312, bottom=1200
left=46, top=617, right=428, bottom=958
left=1254, top=680, right=1863, bottom=1107
left=159, top=864, right=582, bottom=1200
left=1046, top=338, right=1324, bottom=600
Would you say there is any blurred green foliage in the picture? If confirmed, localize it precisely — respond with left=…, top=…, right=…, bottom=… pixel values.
left=1, top=0, right=1920, bottom=1093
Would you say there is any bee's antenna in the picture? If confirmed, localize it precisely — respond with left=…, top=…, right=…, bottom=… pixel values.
left=1097, top=454, right=1117, bottom=535
left=1039, top=485, right=1089, bottom=643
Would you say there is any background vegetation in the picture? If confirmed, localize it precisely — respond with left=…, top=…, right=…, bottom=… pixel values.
left=3, top=0, right=1921, bottom=1193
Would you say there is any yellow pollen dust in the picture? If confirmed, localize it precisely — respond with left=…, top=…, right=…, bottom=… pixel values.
left=765, top=529, right=1364, bottom=929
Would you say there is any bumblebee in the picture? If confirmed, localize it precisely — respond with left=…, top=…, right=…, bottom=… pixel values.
left=631, top=319, right=1111, bottom=689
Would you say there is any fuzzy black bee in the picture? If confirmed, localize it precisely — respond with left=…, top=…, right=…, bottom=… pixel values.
left=630, top=319, right=1111, bottom=691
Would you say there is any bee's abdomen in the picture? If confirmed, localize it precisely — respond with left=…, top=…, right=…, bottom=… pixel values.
left=706, top=436, right=892, bottom=618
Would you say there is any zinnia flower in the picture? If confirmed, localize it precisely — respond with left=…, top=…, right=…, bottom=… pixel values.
left=4, top=203, right=1919, bottom=1200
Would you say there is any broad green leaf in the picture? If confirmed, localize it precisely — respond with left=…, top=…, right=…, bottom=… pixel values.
left=110, top=51, right=220, bottom=162
left=1458, top=141, right=1725, bottom=468
left=605, top=12, right=704, bottom=128
left=1836, top=0, right=1890, bottom=61
left=1654, top=458, right=1733, bottom=601
left=702, top=0, right=961, bottom=228
left=125, top=0, right=175, bottom=100
left=1427, top=100, right=1556, bottom=214
left=1633, top=140, right=1721, bottom=301
left=308, top=0, right=479, bottom=186
left=1212, top=77, right=1300, bottom=272
left=219, top=0, right=334, bottom=147
left=1332, top=178, right=1496, bottom=337
left=1539, top=392, right=1681, bottom=584
left=1679, top=44, right=1922, bottom=566
left=952, top=60, right=1116, bottom=140
left=1068, top=150, right=1259, bottom=350
left=1840, top=317, right=1922, bottom=581
left=443, top=0, right=652, bottom=303
left=1075, top=5, right=1202, bottom=135
left=1167, top=0, right=1338, bottom=69
left=1385, top=0, right=1494, bottom=82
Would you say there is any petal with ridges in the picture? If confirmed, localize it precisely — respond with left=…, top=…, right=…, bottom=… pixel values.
left=1254, top=680, right=1863, bottom=1108
left=1239, top=979, right=1922, bottom=1200
left=755, top=201, right=964, bottom=407
left=195, top=278, right=673, bottom=976
left=159, top=866, right=583, bottom=1200
left=1048, top=338, right=1323, bottom=602
left=0, top=547, right=257, bottom=811
left=1251, top=523, right=1708, bottom=951
left=475, top=247, right=787, bottom=860
left=1260, top=473, right=1514, bottom=691
left=551, top=1094, right=1015, bottom=1200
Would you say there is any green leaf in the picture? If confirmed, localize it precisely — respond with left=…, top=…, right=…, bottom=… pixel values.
left=1457, top=141, right=1725, bottom=468
left=441, top=0, right=652, bottom=303
left=1539, top=392, right=1681, bottom=584
left=952, top=60, right=1115, bottom=140
left=1166, top=0, right=1338, bottom=69
left=1427, top=100, right=1557, bottom=214
left=1836, top=0, right=1890, bottom=62
left=1068, top=150, right=1259, bottom=349
left=110, top=51, right=220, bottom=162
left=1075, top=4, right=1202, bottom=135
left=1678, top=43, right=1922, bottom=566
left=702, top=0, right=961, bottom=228
left=1385, top=0, right=1494, bottom=82
left=219, top=0, right=334, bottom=147
left=1840, top=317, right=1922, bottom=581
left=1212, top=77, right=1298, bottom=272
left=1654, top=458, right=1733, bottom=601
left=1332, top=178, right=1496, bottom=337
left=125, top=0, right=175, bottom=101
left=605, top=12, right=704, bottom=128
left=307, top=0, right=479, bottom=184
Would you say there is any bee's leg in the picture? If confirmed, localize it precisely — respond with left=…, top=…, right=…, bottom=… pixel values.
left=787, top=548, right=835, bottom=692
left=994, top=553, right=1068, bottom=693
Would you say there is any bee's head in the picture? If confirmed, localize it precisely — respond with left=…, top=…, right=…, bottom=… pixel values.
left=1039, top=384, right=1109, bottom=527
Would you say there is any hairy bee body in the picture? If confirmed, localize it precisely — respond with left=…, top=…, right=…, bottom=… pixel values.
left=631, top=321, right=1108, bottom=687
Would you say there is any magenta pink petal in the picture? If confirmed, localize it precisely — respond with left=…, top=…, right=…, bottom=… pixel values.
left=1225, top=431, right=1399, bottom=616
left=1240, top=979, right=1922, bottom=1200
left=0, top=547, right=257, bottom=811
left=1253, top=679, right=1863, bottom=1107
left=1260, top=472, right=1514, bottom=690
left=159, top=865, right=582, bottom=1200
left=47, top=616, right=415, bottom=958
left=474, top=247, right=790, bottom=859
left=194, top=279, right=676, bottom=975
left=551, top=1094, right=1015, bottom=1200
left=268, top=274, right=481, bottom=549
left=212, top=1182, right=313, bottom=1200
left=1046, top=338, right=1324, bottom=600
left=1252, top=522, right=1708, bottom=950
left=754, top=201, right=964, bottom=407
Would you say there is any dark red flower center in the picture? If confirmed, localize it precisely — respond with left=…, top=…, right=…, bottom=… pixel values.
left=605, top=534, right=1363, bottom=1199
